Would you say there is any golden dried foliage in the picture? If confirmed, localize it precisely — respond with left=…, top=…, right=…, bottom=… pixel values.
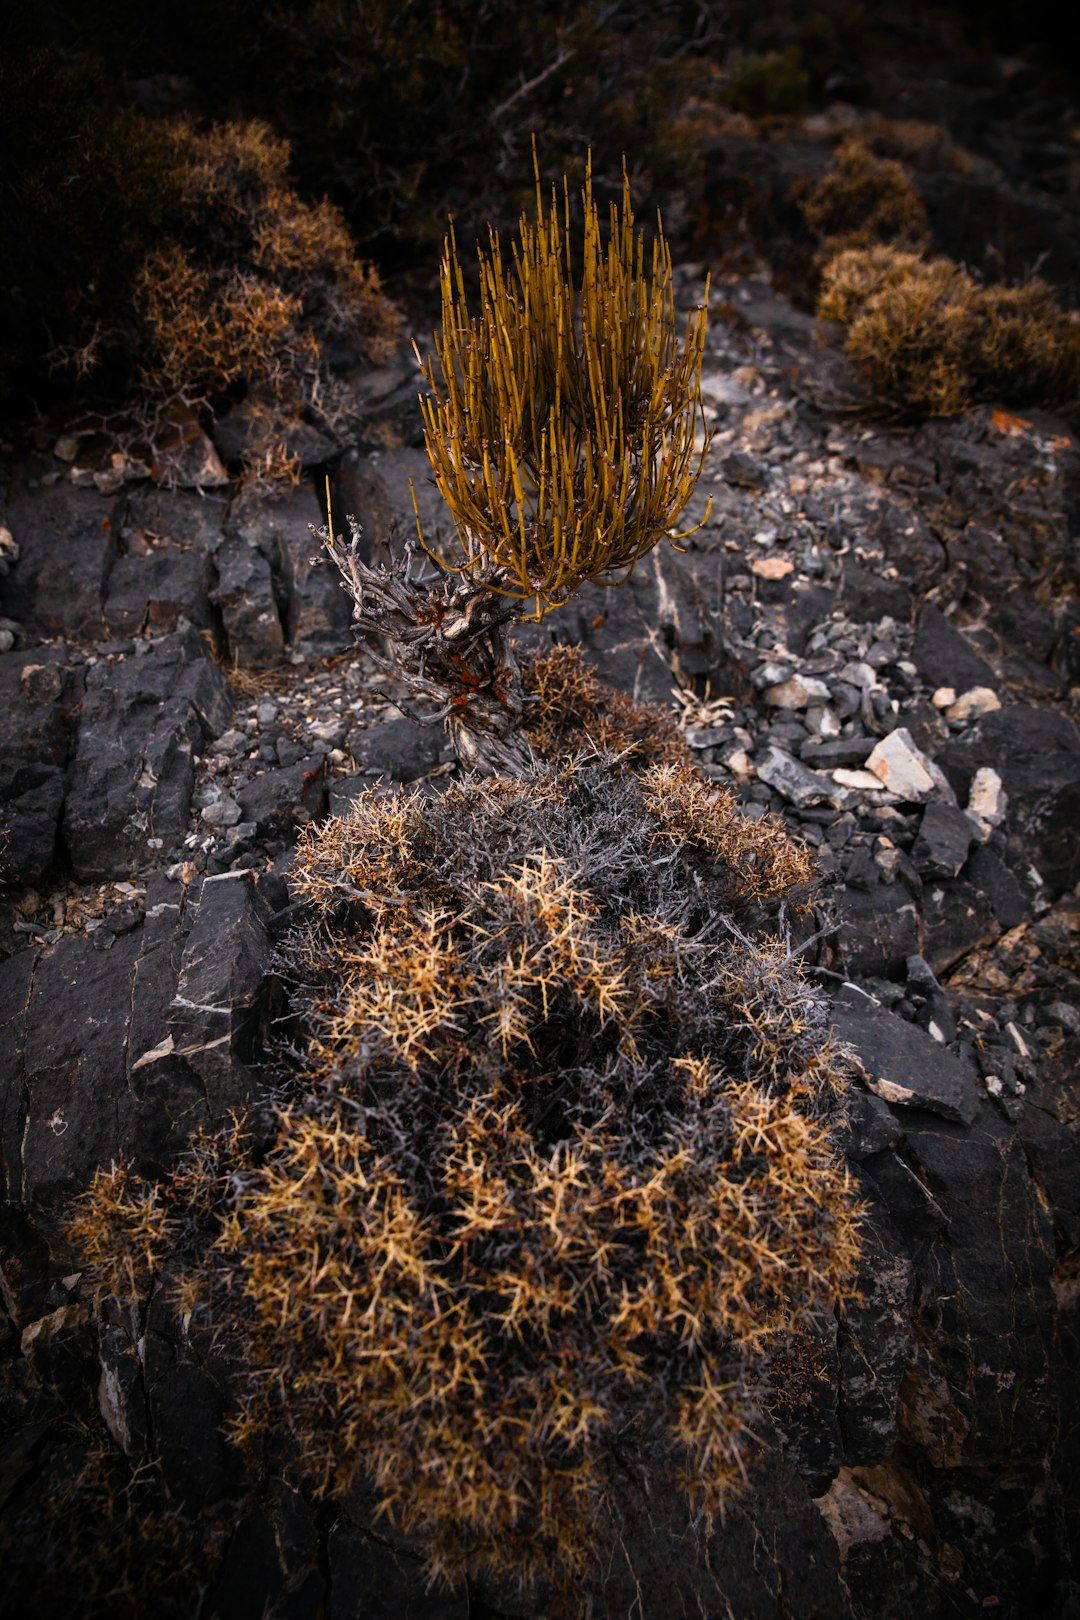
left=71, top=720, right=861, bottom=1604
left=799, top=138, right=930, bottom=257
left=131, top=118, right=399, bottom=480
left=414, top=155, right=711, bottom=620
left=818, top=246, right=1080, bottom=416
left=522, top=642, right=692, bottom=767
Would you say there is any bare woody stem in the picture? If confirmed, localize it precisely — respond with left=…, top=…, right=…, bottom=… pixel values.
left=312, top=516, right=535, bottom=777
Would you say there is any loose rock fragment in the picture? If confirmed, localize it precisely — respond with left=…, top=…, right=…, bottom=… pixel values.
left=866, top=728, right=954, bottom=803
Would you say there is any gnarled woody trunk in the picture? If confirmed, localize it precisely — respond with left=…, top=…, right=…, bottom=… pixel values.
left=314, top=516, right=535, bottom=776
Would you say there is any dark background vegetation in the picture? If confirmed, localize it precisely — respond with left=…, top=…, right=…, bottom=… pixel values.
left=1, top=0, right=1075, bottom=429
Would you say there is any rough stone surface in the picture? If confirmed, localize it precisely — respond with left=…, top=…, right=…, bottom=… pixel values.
left=831, top=983, right=979, bottom=1123
left=63, top=630, right=233, bottom=881
left=344, top=715, right=446, bottom=783
left=942, top=707, right=1080, bottom=892
left=211, top=535, right=286, bottom=668
left=1, top=482, right=118, bottom=639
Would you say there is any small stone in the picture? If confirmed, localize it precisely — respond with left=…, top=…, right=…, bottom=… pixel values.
left=751, top=660, right=795, bottom=691
left=53, top=435, right=80, bottom=462
left=255, top=700, right=278, bottom=725
left=838, top=661, right=879, bottom=692
left=966, top=766, right=1007, bottom=842
left=754, top=745, right=831, bottom=808
left=92, top=467, right=125, bottom=496
left=720, top=747, right=755, bottom=777
left=201, top=798, right=243, bottom=828
left=832, top=768, right=885, bottom=792
left=913, top=800, right=976, bottom=878
left=865, top=729, right=954, bottom=804
left=946, top=687, right=1001, bottom=723
left=751, top=556, right=794, bottom=580
left=805, top=705, right=841, bottom=740
left=764, top=675, right=832, bottom=710
left=801, top=736, right=874, bottom=769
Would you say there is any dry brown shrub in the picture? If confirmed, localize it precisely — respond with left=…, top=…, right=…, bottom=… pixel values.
left=131, top=118, right=399, bottom=482
left=862, top=115, right=972, bottom=175
left=70, top=718, right=860, bottom=1603
left=799, top=138, right=930, bottom=257
left=818, top=246, right=1080, bottom=416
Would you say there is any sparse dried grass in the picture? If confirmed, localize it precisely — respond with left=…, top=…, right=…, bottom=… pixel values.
left=818, top=246, right=1080, bottom=416
left=71, top=684, right=860, bottom=1602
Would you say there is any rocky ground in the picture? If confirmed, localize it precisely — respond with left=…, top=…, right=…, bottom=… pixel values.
left=2, top=185, right=1080, bottom=1620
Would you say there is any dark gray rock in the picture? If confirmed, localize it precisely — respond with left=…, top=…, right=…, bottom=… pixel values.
left=721, top=449, right=767, bottom=489
left=858, top=1147, right=950, bottom=1240
left=801, top=736, right=874, bottom=769
left=211, top=535, right=286, bottom=668
left=9, top=929, right=143, bottom=1201
left=755, top=745, right=831, bottom=807
left=205, top=1483, right=325, bottom=1620
left=170, top=871, right=281, bottom=1108
left=838, top=561, right=914, bottom=624
left=63, top=629, right=233, bottom=881
left=122, top=486, right=227, bottom=554
left=832, top=884, right=921, bottom=979
left=0, top=761, right=64, bottom=886
left=872, top=501, right=947, bottom=591
left=232, top=486, right=353, bottom=657
left=922, top=877, right=998, bottom=976
left=211, top=399, right=338, bottom=470
left=898, top=1105, right=1059, bottom=1484
left=904, top=953, right=957, bottom=1045
left=912, top=799, right=975, bottom=879
left=912, top=604, right=997, bottom=695
left=0, top=650, right=84, bottom=766
left=142, top=1312, right=238, bottom=1511
left=0, top=949, right=37, bottom=1201
left=327, top=1525, right=470, bottom=1620
left=236, top=756, right=327, bottom=839
left=103, top=547, right=215, bottom=637
left=2, top=482, right=118, bottom=640
left=331, top=446, right=448, bottom=568
left=941, top=706, right=1080, bottom=893
left=840, top=1088, right=902, bottom=1161
left=836, top=1206, right=915, bottom=1463
left=345, top=716, right=445, bottom=783
left=831, top=984, right=979, bottom=1124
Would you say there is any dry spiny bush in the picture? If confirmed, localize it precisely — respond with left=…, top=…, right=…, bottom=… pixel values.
left=798, top=137, right=930, bottom=259
left=70, top=654, right=862, bottom=1606
left=818, top=245, right=1080, bottom=416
